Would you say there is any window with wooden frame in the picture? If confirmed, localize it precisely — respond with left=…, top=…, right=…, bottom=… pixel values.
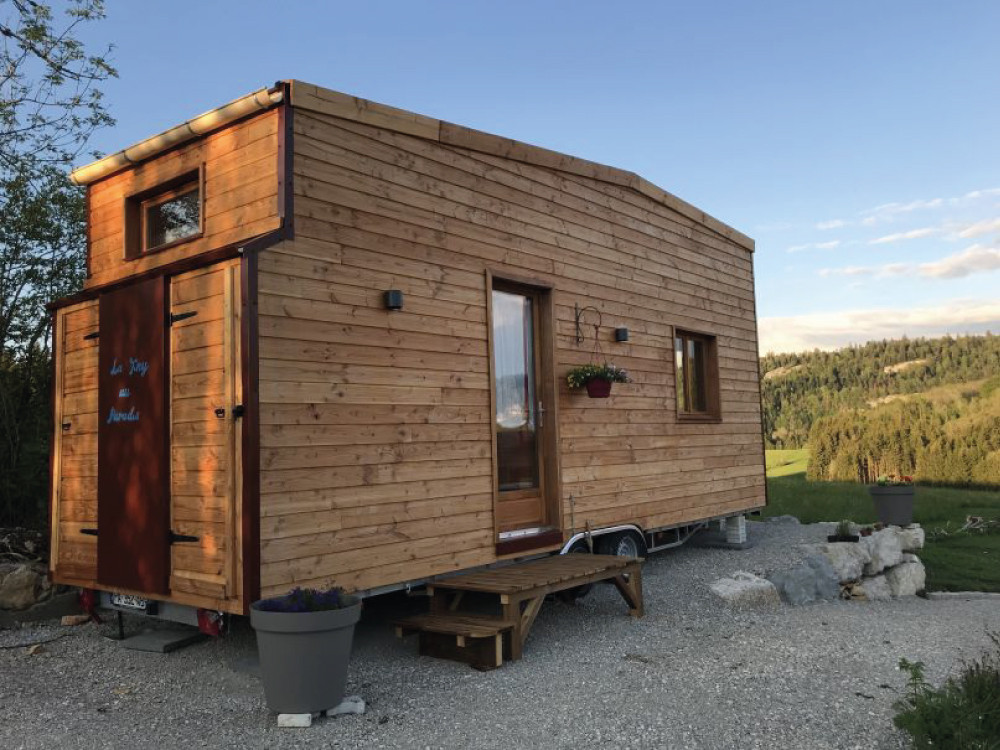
left=674, top=329, right=721, bottom=420
left=124, top=167, right=204, bottom=258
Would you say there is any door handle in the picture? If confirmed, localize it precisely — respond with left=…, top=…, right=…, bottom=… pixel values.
left=537, top=400, right=545, bottom=428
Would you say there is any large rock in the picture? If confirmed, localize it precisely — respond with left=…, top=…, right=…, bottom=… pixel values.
left=768, top=554, right=841, bottom=605
left=856, top=575, right=892, bottom=601
left=861, top=529, right=903, bottom=576
left=886, top=559, right=926, bottom=597
left=709, top=572, right=780, bottom=609
left=895, top=525, right=925, bottom=552
left=817, top=542, right=871, bottom=583
left=0, top=564, right=45, bottom=611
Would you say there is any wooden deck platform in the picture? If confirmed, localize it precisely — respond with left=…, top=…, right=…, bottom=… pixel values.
left=394, top=553, right=644, bottom=669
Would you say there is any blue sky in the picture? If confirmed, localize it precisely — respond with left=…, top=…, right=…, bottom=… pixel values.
left=78, top=1, right=1000, bottom=353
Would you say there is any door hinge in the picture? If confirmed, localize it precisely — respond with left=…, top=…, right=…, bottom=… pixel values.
left=169, top=531, right=200, bottom=544
left=83, top=331, right=100, bottom=340
left=80, top=528, right=98, bottom=536
left=169, top=310, right=198, bottom=325
left=232, top=404, right=245, bottom=419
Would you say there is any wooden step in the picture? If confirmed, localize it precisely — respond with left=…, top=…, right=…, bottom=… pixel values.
left=394, top=613, right=512, bottom=639
left=394, top=613, right=513, bottom=671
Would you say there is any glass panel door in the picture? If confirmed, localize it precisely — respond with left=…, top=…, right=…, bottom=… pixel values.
left=492, top=289, right=541, bottom=493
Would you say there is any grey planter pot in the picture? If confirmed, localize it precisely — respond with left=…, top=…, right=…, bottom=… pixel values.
left=250, top=596, right=362, bottom=714
left=869, top=485, right=916, bottom=526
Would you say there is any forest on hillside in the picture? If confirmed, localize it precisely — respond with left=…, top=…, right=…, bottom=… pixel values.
left=760, top=334, right=1000, bottom=449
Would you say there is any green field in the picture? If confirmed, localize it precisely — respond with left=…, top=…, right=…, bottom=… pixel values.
left=763, top=450, right=1000, bottom=592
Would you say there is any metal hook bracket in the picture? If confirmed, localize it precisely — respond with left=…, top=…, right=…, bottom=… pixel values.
left=574, top=303, right=603, bottom=345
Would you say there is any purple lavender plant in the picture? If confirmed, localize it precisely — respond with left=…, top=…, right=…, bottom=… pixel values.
left=256, top=586, right=346, bottom=612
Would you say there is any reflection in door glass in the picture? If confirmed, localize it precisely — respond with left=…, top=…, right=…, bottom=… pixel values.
left=492, top=290, right=539, bottom=491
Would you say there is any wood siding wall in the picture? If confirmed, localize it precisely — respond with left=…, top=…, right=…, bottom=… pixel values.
left=51, top=300, right=100, bottom=584
left=84, top=109, right=282, bottom=289
left=257, top=107, right=765, bottom=596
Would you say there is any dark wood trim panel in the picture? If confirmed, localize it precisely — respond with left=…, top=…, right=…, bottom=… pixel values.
left=277, top=84, right=295, bottom=235
left=495, top=530, right=563, bottom=557
left=47, top=309, right=58, bottom=578
left=84, top=188, right=92, bottom=280
left=239, top=245, right=262, bottom=611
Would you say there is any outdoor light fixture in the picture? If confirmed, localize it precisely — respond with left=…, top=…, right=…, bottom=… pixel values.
left=384, top=290, right=404, bottom=310
left=614, top=327, right=629, bottom=342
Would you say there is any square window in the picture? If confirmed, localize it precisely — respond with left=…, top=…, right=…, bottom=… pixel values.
left=124, top=168, right=203, bottom=258
left=674, top=329, right=720, bottom=420
left=144, top=182, right=200, bottom=251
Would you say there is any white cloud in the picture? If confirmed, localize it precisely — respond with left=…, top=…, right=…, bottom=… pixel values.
left=869, top=227, right=936, bottom=245
left=956, top=218, right=1000, bottom=239
left=862, top=198, right=944, bottom=222
left=816, top=219, right=846, bottom=230
left=918, top=244, right=1000, bottom=279
left=758, top=299, right=1000, bottom=354
left=820, top=262, right=909, bottom=278
left=787, top=240, right=841, bottom=253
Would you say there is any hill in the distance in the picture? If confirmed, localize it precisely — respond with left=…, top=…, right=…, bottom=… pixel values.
left=760, top=333, right=1000, bottom=449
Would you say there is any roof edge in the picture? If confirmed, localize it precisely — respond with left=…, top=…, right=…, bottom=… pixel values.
left=69, top=85, right=285, bottom=186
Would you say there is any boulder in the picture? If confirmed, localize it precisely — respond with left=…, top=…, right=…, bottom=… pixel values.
left=0, top=564, right=45, bottom=611
left=856, top=575, right=892, bottom=601
left=768, top=554, right=840, bottom=605
left=817, top=542, right=871, bottom=583
left=861, top=529, right=903, bottom=576
left=895, top=525, right=925, bottom=552
left=709, top=571, right=780, bottom=609
left=886, top=560, right=926, bottom=597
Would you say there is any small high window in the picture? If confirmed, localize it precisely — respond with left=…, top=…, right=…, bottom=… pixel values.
left=674, top=329, right=720, bottom=420
left=125, top=168, right=203, bottom=258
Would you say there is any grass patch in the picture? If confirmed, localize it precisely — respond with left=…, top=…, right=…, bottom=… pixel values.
left=763, top=450, right=1000, bottom=592
left=765, top=448, right=810, bottom=477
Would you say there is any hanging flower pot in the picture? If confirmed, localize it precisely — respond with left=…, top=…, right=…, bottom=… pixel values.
left=585, top=378, right=613, bottom=398
left=567, top=363, right=630, bottom=399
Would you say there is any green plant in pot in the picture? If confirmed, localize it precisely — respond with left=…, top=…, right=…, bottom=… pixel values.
left=828, top=519, right=860, bottom=543
left=250, top=587, right=362, bottom=714
left=870, top=475, right=916, bottom=527
left=566, top=362, right=630, bottom=398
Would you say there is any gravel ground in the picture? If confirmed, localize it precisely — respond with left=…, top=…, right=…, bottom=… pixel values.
left=2, top=520, right=999, bottom=750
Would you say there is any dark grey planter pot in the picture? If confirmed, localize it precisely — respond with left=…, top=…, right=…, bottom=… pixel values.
left=250, top=596, right=362, bottom=714
left=869, top=485, right=916, bottom=526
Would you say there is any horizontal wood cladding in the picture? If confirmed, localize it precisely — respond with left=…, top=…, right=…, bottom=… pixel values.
left=84, top=109, right=282, bottom=288
left=256, top=108, right=765, bottom=597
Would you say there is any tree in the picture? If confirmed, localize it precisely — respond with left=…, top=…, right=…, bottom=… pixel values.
left=0, top=0, right=115, bottom=526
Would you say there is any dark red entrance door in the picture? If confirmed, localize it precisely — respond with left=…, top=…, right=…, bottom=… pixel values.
left=97, top=277, right=170, bottom=594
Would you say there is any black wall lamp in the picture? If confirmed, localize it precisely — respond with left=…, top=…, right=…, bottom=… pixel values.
left=614, top=327, right=629, bottom=342
left=384, top=290, right=404, bottom=310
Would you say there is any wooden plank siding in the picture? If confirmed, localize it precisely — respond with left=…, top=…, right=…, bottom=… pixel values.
left=83, top=109, right=282, bottom=289
left=51, top=300, right=100, bottom=583
left=256, top=104, right=765, bottom=596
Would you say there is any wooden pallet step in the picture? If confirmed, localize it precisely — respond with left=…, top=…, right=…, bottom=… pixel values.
left=394, top=613, right=512, bottom=639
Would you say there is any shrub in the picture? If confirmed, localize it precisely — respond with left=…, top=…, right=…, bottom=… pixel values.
left=893, top=633, right=1000, bottom=748
left=254, top=587, right=347, bottom=612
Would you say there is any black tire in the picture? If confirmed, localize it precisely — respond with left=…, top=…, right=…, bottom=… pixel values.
left=596, top=530, right=646, bottom=559
left=557, top=540, right=594, bottom=602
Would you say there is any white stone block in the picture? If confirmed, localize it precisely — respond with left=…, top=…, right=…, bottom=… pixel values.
left=886, top=560, right=926, bottom=597
left=277, top=713, right=313, bottom=728
left=709, top=571, right=780, bottom=608
left=861, top=529, right=903, bottom=576
left=818, top=542, right=871, bottom=583
left=326, top=695, right=366, bottom=717
left=896, top=526, right=925, bottom=552
left=725, top=516, right=747, bottom=545
left=857, top=575, right=892, bottom=601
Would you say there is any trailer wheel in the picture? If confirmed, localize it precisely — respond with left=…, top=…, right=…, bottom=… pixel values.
left=557, top=540, right=594, bottom=602
left=597, top=530, right=646, bottom=559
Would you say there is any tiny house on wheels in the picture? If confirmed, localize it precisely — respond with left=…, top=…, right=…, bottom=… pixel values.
left=49, top=81, right=767, bottom=623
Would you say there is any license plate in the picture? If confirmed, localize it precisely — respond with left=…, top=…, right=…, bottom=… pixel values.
left=110, top=593, right=148, bottom=612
